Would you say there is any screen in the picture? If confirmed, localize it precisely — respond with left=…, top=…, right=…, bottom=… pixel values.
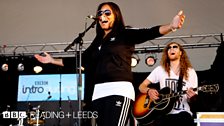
left=17, top=74, right=85, bottom=102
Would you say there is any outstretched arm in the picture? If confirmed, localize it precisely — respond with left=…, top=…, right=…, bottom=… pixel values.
left=34, top=52, right=64, bottom=66
left=159, top=10, right=185, bottom=35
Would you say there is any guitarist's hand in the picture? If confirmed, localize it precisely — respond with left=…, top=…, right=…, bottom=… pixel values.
left=186, top=88, right=196, bottom=99
left=139, top=79, right=159, bottom=100
left=148, top=88, right=159, bottom=101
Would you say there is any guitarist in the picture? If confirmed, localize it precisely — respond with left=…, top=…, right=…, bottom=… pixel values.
left=138, top=42, right=198, bottom=126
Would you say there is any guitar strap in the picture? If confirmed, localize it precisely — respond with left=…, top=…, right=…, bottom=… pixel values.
left=177, top=70, right=183, bottom=92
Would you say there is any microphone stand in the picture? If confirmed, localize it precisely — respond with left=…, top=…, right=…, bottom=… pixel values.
left=56, top=73, right=62, bottom=126
left=64, top=20, right=96, bottom=126
left=67, top=96, right=73, bottom=126
left=64, top=20, right=96, bottom=52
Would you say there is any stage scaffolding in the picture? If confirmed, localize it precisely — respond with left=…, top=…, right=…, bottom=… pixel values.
left=0, top=33, right=223, bottom=57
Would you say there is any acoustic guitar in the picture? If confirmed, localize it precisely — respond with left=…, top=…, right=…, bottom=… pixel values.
left=132, top=84, right=219, bottom=125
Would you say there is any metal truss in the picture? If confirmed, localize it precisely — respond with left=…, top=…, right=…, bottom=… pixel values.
left=0, top=33, right=223, bottom=57
left=134, top=33, right=223, bottom=53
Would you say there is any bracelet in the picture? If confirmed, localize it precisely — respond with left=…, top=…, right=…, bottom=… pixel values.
left=146, top=88, right=150, bottom=94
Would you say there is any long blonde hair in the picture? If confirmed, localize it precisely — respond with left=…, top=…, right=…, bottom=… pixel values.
left=160, top=42, right=192, bottom=80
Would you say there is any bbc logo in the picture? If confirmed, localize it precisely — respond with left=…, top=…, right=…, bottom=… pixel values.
left=2, top=111, right=27, bottom=119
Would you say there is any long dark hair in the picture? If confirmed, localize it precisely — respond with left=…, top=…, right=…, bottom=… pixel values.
left=95, top=2, right=125, bottom=37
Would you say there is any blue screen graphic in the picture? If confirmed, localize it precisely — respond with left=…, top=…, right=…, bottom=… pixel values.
left=17, top=74, right=85, bottom=101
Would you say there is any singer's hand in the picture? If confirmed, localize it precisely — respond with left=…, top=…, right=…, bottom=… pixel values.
left=34, top=52, right=53, bottom=64
left=170, top=10, right=185, bottom=31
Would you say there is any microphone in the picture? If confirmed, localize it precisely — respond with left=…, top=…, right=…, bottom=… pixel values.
left=86, top=15, right=98, bottom=20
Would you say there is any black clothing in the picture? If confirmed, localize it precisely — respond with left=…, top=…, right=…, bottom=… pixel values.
left=63, top=25, right=163, bottom=126
left=92, top=95, right=132, bottom=126
left=82, top=26, right=163, bottom=85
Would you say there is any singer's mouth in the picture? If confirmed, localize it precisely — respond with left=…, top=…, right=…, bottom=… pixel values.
left=101, top=20, right=108, bottom=23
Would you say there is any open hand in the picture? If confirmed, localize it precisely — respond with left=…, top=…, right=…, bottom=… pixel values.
left=34, top=52, right=53, bottom=64
left=170, top=10, right=186, bottom=31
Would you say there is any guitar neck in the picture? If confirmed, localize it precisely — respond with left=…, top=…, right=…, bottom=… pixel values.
left=162, top=84, right=219, bottom=99
left=161, top=87, right=198, bottom=99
